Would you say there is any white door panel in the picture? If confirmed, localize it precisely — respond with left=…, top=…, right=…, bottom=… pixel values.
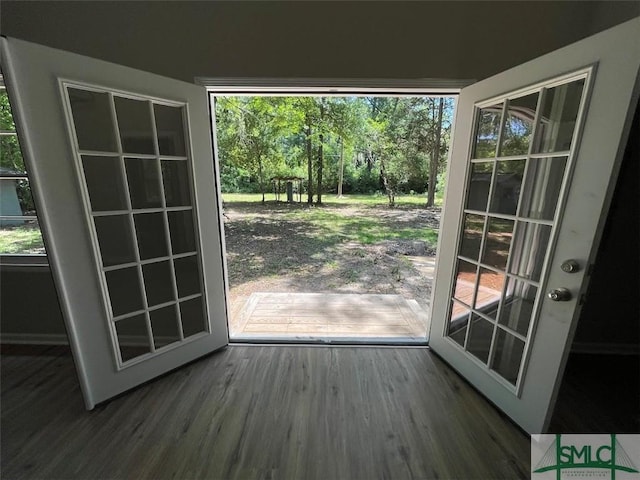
left=1, top=37, right=228, bottom=409
left=429, top=18, right=639, bottom=433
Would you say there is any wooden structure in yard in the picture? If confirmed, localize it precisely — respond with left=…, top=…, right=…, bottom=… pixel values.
left=271, top=176, right=304, bottom=203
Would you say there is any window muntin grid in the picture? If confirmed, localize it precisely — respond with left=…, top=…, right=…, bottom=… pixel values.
left=62, top=83, right=209, bottom=369
left=446, top=73, right=589, bottom=391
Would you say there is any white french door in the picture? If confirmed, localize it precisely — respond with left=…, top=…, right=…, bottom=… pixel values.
left=429, top=18, right=640, bottom=433
left=1, top=37, right=229, bottom=409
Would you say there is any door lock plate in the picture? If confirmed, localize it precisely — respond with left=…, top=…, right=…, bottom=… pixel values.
left=561, top=260, right=580, bottom=273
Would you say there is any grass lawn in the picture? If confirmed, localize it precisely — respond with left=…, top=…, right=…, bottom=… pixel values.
left=223, top=194, right=441, bottom=309
left=222, top=192, right=443, bottom=208
left=222, top=193, right=441, bottom=247
left=286, top=208, right=439, bottom=246
left=0, top=224, right=45, bottom=254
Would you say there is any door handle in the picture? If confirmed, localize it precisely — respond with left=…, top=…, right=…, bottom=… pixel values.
left=547, top=288, right=572, bottom=302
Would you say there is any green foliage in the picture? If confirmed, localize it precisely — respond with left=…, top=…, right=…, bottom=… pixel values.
left=1, top=90, right=26, bottom=174
left=219, top=162, right=253, bottom=193
left=0, top=135, right=24, bottom=172
left=0, top=90, right=16, bottom=131
left=215, top=96, right=302, bottom=199
left=1, top=89, right=37, bottom=213
left=214, top=95, right=455, bottom=206
left=474, top=109, right=501, bottom=158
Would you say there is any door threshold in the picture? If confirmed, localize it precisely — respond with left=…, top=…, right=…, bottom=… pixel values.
left=229, top=335, right=429, bottom=347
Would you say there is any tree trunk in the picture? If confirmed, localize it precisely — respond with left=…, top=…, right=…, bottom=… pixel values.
left=316, top=133, right=324, bottom=204
left=337, top=137, right=344, bottom=197
left=380, top=158, right=395, bottom=207
left=306, top=122, right=313, bottom=204
left=316, top=100, right=326, bottom=205
left=258, top=156, right=265, bottom=203
left=427, top=98, right=444, bottom=207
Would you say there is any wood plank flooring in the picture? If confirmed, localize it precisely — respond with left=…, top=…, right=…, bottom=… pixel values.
left=231, top=293, right=428, bottom=341
left=1, top=345, right=530, bottom=479
left=549, top=353, right=640, bottom=433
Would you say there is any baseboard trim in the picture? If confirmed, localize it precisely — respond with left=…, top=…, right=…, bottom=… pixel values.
left=571, top=341, right=639, bottom=355
left=1, top=333, right=69, bottom=345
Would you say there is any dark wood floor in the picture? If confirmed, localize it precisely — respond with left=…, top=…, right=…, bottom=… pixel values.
left=549, top=352, right=640, bottom=433
left=1, top=344, right=531, bottom=480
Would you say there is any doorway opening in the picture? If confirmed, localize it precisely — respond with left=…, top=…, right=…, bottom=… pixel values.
left=208, top=90, right=457, bottom=343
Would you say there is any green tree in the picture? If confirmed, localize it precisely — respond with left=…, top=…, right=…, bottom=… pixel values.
left=214, top=94, right=454, bottom=206
left=426, top=98, right=456, bottom=207
left=360, top=96, right=454, bottom=207
left=326, top=97, right=366, bottom=197
left=215, top=96, right=299, bottom=202
left=0, top=90, right=25, bottom=173
left=1, top=89, right=35, bottom=213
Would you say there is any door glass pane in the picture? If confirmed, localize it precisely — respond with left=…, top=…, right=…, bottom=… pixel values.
left=489, top=159, right=525, bottom=215
left=499, top=93, right=538, bottom=156
left=520, top=157, right=567, bottom=220
left=168, top=210, right=197, bottom=254
left=536, top=79, right=585, bottom=153
left=114, top=314, right=150, bottom=362
left=2, top=176, right=31, bottom=217
left=473, top=103, right=503, bottom=158
left=82, top=156, right=128, bottom=211
left=125, top=158, right=163, bottom=209
left=491, top=329, right=525, bottom=385
left=162, top=160, right=192, bottom=207
left=0, top=135, right=22, bottom=168
left=174, top=255, right=202, bottom=298
left=150, top=305, right=181, bottom=349
left=448, top=301, right=470, bottom=347
left=466, top=314, right=494, bottom=364
left=460, top=214, right=485, bottom=261
left=476, top=268, right=504, bottom=317
left=154, top=104, right=186, bottom=156
left=444, top=74, right=591, bottom=393
left=67, top=88, right=117, bottom=152
left=180, top=297, right=207, bottom=337
left=94, top=215, right=136, bottom=267
left=466, top=162, right=493, bottom=212
left=142, top=261, right=175, bottom=306
left=508, top=222, right=552, bottom=282
left=114, top=97, right=155, bottom=154
left=498, top=277, right=537, bottom=336
left=134, top=212, right=168, bottom=260
left=481, top=218, right=514, bottom=270
left=452, top=259, right=477, bottom=306
left=106, top=267, right=144, bottom=316
left=61, top=83, right=214, bottom=371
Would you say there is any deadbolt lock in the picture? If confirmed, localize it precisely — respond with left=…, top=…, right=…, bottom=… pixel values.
left=561, top=259, right=580, bottom=273
left=548, top=288, right=572, bottom=302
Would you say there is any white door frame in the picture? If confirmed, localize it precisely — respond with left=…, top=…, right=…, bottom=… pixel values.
left=200, top=79, right=465, bottom=344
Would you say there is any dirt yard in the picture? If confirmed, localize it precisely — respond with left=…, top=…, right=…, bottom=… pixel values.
left=222, top=201, right=441, bottom=322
